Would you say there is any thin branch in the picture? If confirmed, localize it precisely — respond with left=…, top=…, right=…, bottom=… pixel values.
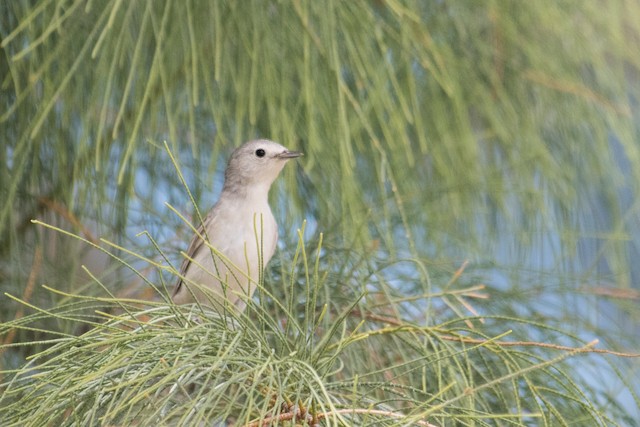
left=581, top=286, right=640, bottom=300
left=243, top=407, right=438, bottom=427
left=322, top=408, right=438, bottom=426
left=522, top=69, right=631, bottom=116
left=1, top=245, right=42, bottom=352
left=349, top=310, right=640, bottom=358
left=438, top=334, right=640, bottom=358
left=37, top=197, right=99, bottom=245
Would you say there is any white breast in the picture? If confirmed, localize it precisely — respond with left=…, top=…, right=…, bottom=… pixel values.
left=175, top=198, right=278, bottom=310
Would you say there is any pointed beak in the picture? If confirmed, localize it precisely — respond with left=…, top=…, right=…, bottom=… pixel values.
left=276, top=150, right=303, bottom=159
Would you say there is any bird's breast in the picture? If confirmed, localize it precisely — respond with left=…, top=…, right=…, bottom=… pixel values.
left=215, top=200, right=278, bottom=264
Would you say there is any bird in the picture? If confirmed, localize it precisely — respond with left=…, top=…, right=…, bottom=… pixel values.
left=172, top=139, right=302, bottom=311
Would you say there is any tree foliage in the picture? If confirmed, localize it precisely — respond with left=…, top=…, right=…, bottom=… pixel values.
left=1, top=0, right=639, bottom=424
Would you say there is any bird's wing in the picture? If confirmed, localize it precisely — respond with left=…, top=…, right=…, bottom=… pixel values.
left=172, top=210, right=215, bottom=297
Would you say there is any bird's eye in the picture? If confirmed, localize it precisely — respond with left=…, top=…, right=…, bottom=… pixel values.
left=255, top=149, right=266, bottom=158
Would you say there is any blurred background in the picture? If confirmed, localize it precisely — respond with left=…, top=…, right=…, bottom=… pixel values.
left=1, top=0, right=639, bottom=422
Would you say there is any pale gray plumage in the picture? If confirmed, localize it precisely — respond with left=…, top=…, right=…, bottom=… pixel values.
left=172, top=139, right=302, bottom=310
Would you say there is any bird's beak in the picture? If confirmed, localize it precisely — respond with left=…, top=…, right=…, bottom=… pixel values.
left=276, top=150, right=303, bottom=159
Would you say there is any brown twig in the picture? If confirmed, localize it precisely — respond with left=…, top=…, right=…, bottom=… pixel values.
left=522, top=69, right=631, bottom=116
left=581, top=286, right=640, bottom=300
left=1, top=245, right=42, bottom=352
left=37, top=197, right=99, bottom=245
left=349, top=310, right=639, bottom=358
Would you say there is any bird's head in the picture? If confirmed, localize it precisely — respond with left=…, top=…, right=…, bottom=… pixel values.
left=223, top=139, right=302, bottom=195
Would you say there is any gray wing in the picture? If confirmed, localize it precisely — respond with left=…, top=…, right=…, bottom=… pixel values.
left=172, top=211, right=214, bottom=297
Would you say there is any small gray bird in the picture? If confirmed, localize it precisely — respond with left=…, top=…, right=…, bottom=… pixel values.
left=172, top=139, right=302, bottom=310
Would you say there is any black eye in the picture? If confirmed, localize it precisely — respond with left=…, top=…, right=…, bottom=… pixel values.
left=255, top=148, right=266, bottom=157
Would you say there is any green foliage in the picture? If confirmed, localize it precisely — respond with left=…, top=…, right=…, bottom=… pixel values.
left=2, top=232, right=636, bottom=426
left=1, top=0, right=640, bottom=424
